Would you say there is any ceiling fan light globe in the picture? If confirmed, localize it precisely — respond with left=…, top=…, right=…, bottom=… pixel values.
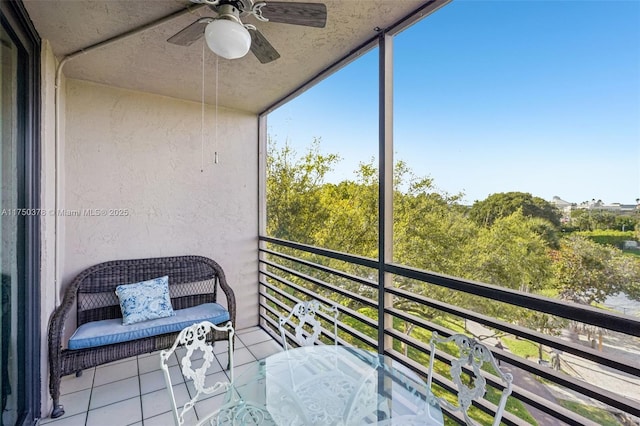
left=205, top=19, right=251, bottom=60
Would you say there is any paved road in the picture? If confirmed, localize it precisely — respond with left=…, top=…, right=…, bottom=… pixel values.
left=465, top=321, right=566, bottom=425
left=464, top=322, right=640, bottom=425
left=500, top=362, right=566, bottom=426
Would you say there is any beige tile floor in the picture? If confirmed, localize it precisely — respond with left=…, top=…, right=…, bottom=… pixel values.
left=41, top=326, right=284, bottom=426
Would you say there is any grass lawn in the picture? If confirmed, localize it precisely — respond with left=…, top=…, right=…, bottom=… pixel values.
left=502, top=336, right=550, bottom=362
left=622, top=249, right=640, bottom=257
left=559, top=400, right=621, bottom=426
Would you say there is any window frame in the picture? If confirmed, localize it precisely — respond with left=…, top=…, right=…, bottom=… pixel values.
left=0, top=0, right=42, bottom=423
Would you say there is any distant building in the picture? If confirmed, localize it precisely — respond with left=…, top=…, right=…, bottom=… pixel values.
left=551, top=196, right=573, bottom=209
left=551, top=196, right=573, bottom=222
left=549, top=196, right=639, bottom=225
left=583, top=202, right=637, bottom=213
left=551, top=196, right=639, bottom=214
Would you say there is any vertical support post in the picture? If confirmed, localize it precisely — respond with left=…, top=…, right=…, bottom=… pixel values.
left=258, top=115, right=268, bottom=327
left=378, top=32, right=394, bottom=355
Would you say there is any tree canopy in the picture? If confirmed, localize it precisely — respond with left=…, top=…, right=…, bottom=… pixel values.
left=266, top=139, right=640, bottom=318
left=468, top=191, right=562, bottom=228
left=552, top=235, right=640, bottom=304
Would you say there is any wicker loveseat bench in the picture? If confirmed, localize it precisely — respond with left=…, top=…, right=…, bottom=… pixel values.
left=47, top=255, right=236, bottom=419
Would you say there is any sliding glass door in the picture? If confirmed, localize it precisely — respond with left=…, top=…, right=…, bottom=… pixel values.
left=1, top=1, right=40, bottom=424
left=1, top=22, right=21, bottom=424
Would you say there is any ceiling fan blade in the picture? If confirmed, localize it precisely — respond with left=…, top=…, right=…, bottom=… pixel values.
left=167, top=19, right=210, bottom=46
left=259, top=2, right=327, bottom=28
left=249, top=28, right=281, bottom=64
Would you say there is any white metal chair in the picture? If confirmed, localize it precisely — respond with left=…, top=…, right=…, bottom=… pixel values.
left=427, top=332, right=513, bottom=426
left=160, top=320, right=235, bottom=426
left=277, top=299, right=339, bottom=350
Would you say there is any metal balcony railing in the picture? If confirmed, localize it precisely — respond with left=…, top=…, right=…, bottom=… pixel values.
left=258, top=236, right=640, bottom=426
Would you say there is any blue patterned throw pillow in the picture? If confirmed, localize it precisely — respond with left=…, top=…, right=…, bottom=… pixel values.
left=115, top=276, right=175, bottom=325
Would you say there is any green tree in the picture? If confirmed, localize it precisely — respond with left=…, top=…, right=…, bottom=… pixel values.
left=590, top=210, right=616, bottom=230
left=470, top=210, right=554, bottom=293
left=393, top=161, right=472, bottom=277
left=392, top=162, right=477, bottom=320
left=615, top=215, right=637, bottom=232
left=570, top=209, right=593, bottom=231
left=313, top=161, right=379, bottom=258
left=528, top=216, right=561, bottom=249
left=469, top=192, right=562, bottom=228
left=266, top=137, right=339, bottom=243
left=552, top=235, right=640, bottom=304
left=516, top=311, right=567, bottom=361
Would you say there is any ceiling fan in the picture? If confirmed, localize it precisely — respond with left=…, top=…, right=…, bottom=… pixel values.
left=167, top=0, right=327, bottom=63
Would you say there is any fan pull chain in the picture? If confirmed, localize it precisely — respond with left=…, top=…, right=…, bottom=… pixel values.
left=214, top=54, right=219, bottom=164
left=201, top=42, right=205, bottom=172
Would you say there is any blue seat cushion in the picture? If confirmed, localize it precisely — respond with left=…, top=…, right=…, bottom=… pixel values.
left=68, top=303, right=230, bottom=350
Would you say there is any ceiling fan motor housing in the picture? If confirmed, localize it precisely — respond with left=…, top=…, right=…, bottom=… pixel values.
left=215, top=0, right=255, bottom=17
left=216, top=3, right=243, bottom=22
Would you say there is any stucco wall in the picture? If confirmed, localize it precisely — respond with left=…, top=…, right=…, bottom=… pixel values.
left=61, top=79, right=259, bottom=324
left=39, top=40, right=62, bottom=418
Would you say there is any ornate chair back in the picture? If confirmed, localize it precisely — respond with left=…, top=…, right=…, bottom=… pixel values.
left=160, top=321, right=234, bottom=426
left=277, top=300, right=339, bottom=350
left=427, top=332, right=513, bottom=426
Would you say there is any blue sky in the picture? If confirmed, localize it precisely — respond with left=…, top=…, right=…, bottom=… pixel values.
left=267, top=0, right=640, bottom=205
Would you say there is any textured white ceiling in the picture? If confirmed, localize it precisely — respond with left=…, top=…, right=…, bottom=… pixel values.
left=24, top=0, right=442, bottom=114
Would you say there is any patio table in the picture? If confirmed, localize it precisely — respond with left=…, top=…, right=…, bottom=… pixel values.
left=216, top=345, right=444, bottom=425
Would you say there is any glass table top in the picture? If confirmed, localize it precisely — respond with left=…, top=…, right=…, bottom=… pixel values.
left=215, top=345, right=444, bottom=425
